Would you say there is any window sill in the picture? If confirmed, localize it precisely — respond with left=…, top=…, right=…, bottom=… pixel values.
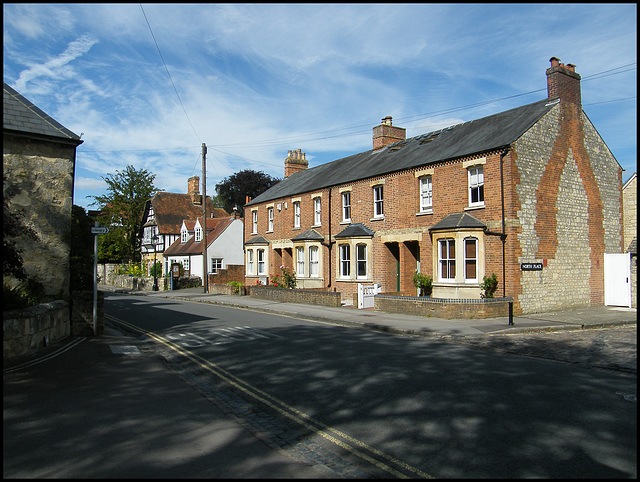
left=416, top=210, right=433, bottom=216
left=370, top=216, right=385, bottom=222
left=311, top=224, right=322, bottom=228
left=340, top=220, right=351, bottom=225
left=464, top=204, right=485, bottom=211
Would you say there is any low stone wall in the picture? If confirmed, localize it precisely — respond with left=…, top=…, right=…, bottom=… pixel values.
left=251, top=286, right=341, bottom=307
left=208, top=283, right=248, bottom=296
left=375, top=295, right=514, bottom=319
left=3, top=301, right=70, bottom=360
left=110, top=274, right=168, bottom=291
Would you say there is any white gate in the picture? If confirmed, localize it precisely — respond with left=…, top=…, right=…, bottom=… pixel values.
left=358, top=283, right=381, bottom=309
left=604, top=253, right=631, bottom=307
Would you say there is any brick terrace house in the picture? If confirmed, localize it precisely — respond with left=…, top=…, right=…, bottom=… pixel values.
left=139, top=176, right=229, bottom=277
left=244, top=58, right=624, bottom=315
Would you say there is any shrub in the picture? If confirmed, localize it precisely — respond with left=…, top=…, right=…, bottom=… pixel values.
left=227, top=281, right=244, bottom=294
left=412, top=271, right=433, bottom=297
left=480, top=273, right=499, bottom=298
left=271, top=265, right=296, bottom=289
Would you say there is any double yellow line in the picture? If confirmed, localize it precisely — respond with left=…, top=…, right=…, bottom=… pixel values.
left=106, top=313, right=433, bottom=479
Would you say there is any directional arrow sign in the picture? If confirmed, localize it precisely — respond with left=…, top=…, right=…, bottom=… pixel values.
left=91, top=227, right=110, bottom=234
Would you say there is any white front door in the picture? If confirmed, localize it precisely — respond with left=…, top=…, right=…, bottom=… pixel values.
left=604, top=253, right=631, bottom=307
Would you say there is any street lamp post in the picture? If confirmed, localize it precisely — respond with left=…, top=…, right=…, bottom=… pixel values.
left=151, top=234, right=159, bottom=291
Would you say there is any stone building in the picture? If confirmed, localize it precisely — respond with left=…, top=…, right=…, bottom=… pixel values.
left=244, top=58, right=624, bottom=315
left=3, top=82, right=83, bottom=299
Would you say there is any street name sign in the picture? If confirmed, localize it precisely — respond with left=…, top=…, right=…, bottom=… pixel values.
left=91, top=227, right=110, bottom=234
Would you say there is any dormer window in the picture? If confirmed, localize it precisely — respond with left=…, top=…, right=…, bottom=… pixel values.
left=181, top=228, right=188, bottom=244
left=195, top=225, right=202, bottom=242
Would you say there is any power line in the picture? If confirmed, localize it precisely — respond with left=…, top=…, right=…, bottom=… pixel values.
left=80, top=61, right=636, bottom=154
left=140, top=4, right=202, bottom=144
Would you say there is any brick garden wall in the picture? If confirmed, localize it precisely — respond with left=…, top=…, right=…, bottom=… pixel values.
left=250, top=286, right=341, bottom=307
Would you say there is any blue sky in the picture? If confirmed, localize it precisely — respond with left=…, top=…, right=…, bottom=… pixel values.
left=3, top=3, right=637, bottom=210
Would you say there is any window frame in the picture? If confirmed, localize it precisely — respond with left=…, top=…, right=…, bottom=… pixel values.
left=252, top=210, right=258, bottom=234
left=293, top=201, right=301, bottom=228
left=247, top=249, right=254, bottom=275
left=257, top=249, right=266, bottom=275
left=339, top=244, right=351, bottom=278
left=313, top=197, right=322, bottom=226
left=464, top=237, right=478, bottom=283
left=439, top=238, right=456, bottom=282
left=210, top=257, right=223, bottom=274
left=419, top=175, right=433, bottom=212
left=373, top=185, right=384, bottom=218
left=468, top=165, right=485, bottom=207
left=356, top=243, right=367, bottom=279
left=309, top=246, right=319, bottom=277
left=267, top=207, right=274, bottom=232
left=296, top=246, right=305, bottom=276
left=342, top=191, right=351, bottom=223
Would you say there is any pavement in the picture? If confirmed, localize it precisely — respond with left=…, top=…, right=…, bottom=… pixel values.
left=3, top=286, right=636, bottom=478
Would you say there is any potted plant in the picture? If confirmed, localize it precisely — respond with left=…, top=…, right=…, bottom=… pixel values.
left=412, top=271, right=433, bottom=297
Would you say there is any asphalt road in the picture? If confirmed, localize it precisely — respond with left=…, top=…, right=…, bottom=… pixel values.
left=103, top=293, right=637, bottom=478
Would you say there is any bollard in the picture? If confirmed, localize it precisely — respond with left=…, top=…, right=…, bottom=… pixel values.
left=508, top=301, right=514, bottom=325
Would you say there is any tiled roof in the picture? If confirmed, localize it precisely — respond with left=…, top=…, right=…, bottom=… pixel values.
left=246, top=98, right=557, bottom=206
left=149, top=192, right=229, bottom=234
left=164, top=216, right=234, bottom=256
left=245, top=235, right=270, bottom=245
left=3, top=82, right=82, bottom=145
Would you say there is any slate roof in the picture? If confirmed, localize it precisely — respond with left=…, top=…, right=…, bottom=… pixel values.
left=429, top=212, right=487, bottom=231
left=246, top=98, right=558, bottom=206
left=164, top=217, right=234, bottom=256
left=3, top=82, right=83, bottom=145
left=334, top=223, right=376, bottom=238
left=291, top=229, right=325, bottom=242
left=245, top=235, right=270, bottom=245
left=146, top=192, right=229, bottom=235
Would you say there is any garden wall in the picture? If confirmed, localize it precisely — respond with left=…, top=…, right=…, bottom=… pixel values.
left=3, top=301, right=70, bottom=360
left=375, top=295, right=514, bottom=319
left=250, top=286, right=341, bottom=307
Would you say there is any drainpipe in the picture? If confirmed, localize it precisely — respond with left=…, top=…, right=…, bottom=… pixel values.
left=322, top=188, right=334, bottom=288
left=484, top=146, right=512, bottom=324
left=500, top=146, right=512, bottom=325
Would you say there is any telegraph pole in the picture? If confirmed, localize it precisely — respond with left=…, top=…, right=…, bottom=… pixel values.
left=202, top=143, right=208, bottom=294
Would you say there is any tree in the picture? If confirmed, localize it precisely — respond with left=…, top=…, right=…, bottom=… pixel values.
left=89, top=165, right=162, bottom=263
left=215, top=169, right=279, bottom=216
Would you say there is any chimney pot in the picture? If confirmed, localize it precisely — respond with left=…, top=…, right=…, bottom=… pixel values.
left=373, top=116, right=406, bottom=151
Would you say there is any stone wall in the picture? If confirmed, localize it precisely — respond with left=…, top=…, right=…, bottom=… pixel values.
left=375, top=295, right=513, bottom=320
left=3, top=134, right=76, bottom=298
left=251, top=286, right=342, bottom=307
left=513, top=104, right=622, bottom=313
left=3, top=301, right=70, bottom=360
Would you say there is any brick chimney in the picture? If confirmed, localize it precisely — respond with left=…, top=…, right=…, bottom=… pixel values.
left=373, top=116, right=406, bottom=151
left=188, top=176, right=202, bottom=205
left=546, top=57, right=581, bottom=105
left=284, top=148, right=308, bottom=178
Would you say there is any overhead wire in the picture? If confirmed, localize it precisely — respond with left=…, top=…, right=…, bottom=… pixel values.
left=80, top=61, right=635, bottom=154
left=140, top=4, right=202, bottom=145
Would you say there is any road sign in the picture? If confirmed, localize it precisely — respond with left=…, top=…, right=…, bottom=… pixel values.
left=91, top=227, right=110, bottom=234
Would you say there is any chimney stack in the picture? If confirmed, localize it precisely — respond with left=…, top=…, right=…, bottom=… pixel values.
left=188, top=176, right=202, bottom=205
left=373, top=116, right=406, bottom=151
left=284, top=148, right=308, bottom=178
left=546, top=57, right=581, bottom=105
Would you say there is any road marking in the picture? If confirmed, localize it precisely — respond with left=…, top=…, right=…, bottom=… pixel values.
left=105, top=313, right=433, bottom=478
left=164, top=326, right=282, bottom=348
left=3, top=337, right=87, bottom=374
left=110, top=345, right=141, bottom=355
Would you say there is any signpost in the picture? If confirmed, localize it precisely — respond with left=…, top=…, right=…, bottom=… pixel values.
left=92, top=223, right=109, bottom=335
